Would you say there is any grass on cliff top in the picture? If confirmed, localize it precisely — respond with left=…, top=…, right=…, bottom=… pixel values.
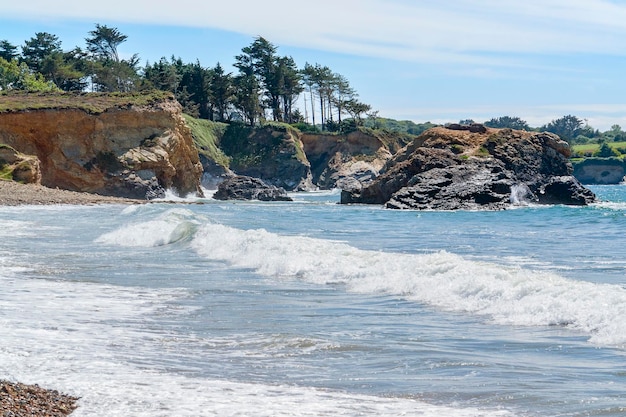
left=0, top=90, right=175, bottom=114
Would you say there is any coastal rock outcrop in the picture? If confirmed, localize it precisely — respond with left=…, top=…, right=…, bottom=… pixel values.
left=301, top=129, right=411, bottom=190
left=0, top=144, right=41, bottom=184
left=0, top=92, right=204, bottom=199
left=341, top=126, right=595, bottom=210
left=212, top=175, right=292, bottom=201
left=220, top=123, right=313, bottom=191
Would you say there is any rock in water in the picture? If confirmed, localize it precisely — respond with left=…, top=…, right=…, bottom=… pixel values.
left=213, top=175, right=293, bottom=201
left=341, top=127, right=595, bottom=210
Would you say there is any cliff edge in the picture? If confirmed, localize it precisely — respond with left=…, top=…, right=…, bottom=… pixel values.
left=341, top=126, right=596, bottom=210
left=0, top=92, right=204, bottom=199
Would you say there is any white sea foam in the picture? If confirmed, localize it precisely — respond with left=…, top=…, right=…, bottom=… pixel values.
left=0, top=269, right=513, bottom=417
left=95, top=208, right=201, bottom=247
left=190, top=223, right=626, bottom=347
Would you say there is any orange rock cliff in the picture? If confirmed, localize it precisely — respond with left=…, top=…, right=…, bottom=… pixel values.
left=0, top=94, right=204, bottom=199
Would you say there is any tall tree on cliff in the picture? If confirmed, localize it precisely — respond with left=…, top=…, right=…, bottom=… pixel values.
left=234, top=42, right=262, bottom=125
left=178, top=61, right=212, bottom=119
left=541, top=115, right=583, bottom=143
left=233, top=72, right=261, bottom=126
left=301, top=63, right=318, bottom=127
left=0, top=40, right=19, bottom=61
left=21, top=32, right=62, bottom=73
left=330, top=73, right=355, bottom=126
left=21, top=32, right=86, bottom=91
left=235, top=37, right=275, bottom=121
left=85, top=24, right=140, bottom=92
left=210, top=62, right=234, bottom=122
left=277, top=56, right=303, bottom=123
left=143, top=56, right=181, bottom=93
left=39, top=49, right=88, bottom=91
left=301, top=63, right=333, bottom=130
left=300, top=63, right=364, bottom=131
left=234, top=37, right=303, bottom=123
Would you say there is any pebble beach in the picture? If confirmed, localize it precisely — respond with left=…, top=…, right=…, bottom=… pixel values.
left=0, top=181, right=143, bottom=206
left=1, top=380, right=78, bottom=417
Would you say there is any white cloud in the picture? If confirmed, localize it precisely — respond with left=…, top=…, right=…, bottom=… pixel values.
left=381, top=102, right=626, bottom=131
left=4, top=0, right=626, bottom=65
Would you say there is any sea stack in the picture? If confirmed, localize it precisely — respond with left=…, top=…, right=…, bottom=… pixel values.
left=340, top=125, right=596, bottom=210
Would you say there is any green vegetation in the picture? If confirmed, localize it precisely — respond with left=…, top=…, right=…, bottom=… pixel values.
left=4, top=24, right=626, bottom=164
left=359, top=127, right=415, bottom=154
left=475, top=146, right=491, bottom=158
left=1, top=27, right=371, bottom=133
left=484, top=116, right=530, bottom=131
left=572, top=141, right=626, bottom=158
left=183, top=115, right=230, bottom=168
left=363, top=117, right=437, bottom=136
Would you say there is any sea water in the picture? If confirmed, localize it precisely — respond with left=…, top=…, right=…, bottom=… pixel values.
left=1, top=185, right=625, bottom=416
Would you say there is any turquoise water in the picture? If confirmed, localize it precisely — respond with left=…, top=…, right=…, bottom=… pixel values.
left=1, top=185, right=625, bottom=416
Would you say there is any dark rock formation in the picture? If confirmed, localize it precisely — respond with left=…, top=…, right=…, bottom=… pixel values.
left=446, top=123, right=488, bottom=134
left=220, top=124, right=313, bottom=191
left=213, top=175, right=292, bottom=201
left=341, top=127, right=595, bottom=210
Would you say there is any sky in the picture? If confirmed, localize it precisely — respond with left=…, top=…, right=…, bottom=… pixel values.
left=2, top=0, right=626, bottom=130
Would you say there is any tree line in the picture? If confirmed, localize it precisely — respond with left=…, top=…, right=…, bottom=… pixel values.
left=2, top=25, right=623, bottom=142
left=0, top=25, right=371, bottom=131
left=461, top=115, right=625, bottom=146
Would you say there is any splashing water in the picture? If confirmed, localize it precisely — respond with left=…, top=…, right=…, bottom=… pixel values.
left=509, top=183, right=532, bottom=205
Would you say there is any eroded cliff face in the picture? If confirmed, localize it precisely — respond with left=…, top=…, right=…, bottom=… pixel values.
left=0, top=97, right=203, bottom=199
left=221, top=124, right=313, bottom=191
left=301, top=130, right=410, bottom=190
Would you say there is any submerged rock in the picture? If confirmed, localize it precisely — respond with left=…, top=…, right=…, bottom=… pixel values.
left=213, top=175, right=292, bottom=201
left=341, top=127, right=595, bottom=210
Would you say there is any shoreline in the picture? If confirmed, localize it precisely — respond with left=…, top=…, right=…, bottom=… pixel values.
left=0, top=380, right=78, bottom=416
left=0, top=180, right=145, bottom=206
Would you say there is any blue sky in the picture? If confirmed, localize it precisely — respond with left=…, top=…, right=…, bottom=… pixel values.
left=2, top=0, right=626, bottom=130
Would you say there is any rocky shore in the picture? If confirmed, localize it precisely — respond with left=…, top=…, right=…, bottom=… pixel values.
left=0, top=180, right=143, bottom=205
left=0, top=380, right=78, bottom=416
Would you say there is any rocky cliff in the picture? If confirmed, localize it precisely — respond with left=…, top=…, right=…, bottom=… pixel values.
left=0, top=144, right=41, bottom=184
left=301, top=129, right=412, bottom=190
left=572, top=157, right=626, bottom=184
left=341, top=126, right=595, bottom=210
left=0, top=92, right=203, bottom=199
left=219, top=123, right=313, bottom=191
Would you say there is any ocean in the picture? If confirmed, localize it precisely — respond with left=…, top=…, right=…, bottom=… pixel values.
left=1, top=185, right=625, bottom=416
